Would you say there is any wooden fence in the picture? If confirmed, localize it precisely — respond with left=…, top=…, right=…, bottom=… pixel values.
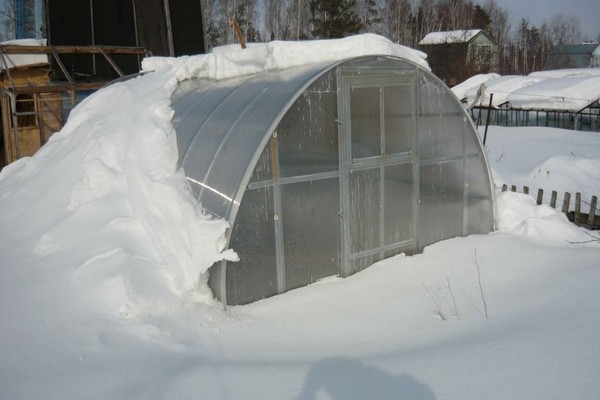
left=501, top=184, right=599, bottom=230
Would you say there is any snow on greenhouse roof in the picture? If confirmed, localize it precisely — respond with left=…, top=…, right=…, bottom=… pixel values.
left=529, top=68, right=600, bottom=78
left=0, top=38, right=48, bottom=72
left=419, top=29, right=483, bottom=45
left=507, top=75, right=600, bottom=111
left=464, top=75, right=547, bottom=107
left=456, top=69, right=600, bottom=112
left=451, top=73, right=500, bottom=100
left=142, top=34, right=430, bottom=80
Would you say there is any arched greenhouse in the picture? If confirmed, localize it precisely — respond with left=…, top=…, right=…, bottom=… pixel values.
left=171, top=55, right=495, bottom=306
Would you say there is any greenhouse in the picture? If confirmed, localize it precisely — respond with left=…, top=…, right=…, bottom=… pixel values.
left=171, top=55, right=495, bottom=306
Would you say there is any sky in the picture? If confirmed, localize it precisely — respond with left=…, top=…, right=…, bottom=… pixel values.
left=494, top=0, right=600, bottom=40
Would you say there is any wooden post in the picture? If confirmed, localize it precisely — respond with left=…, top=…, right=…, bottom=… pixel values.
left=232, top=18, right=247, bottom=49
left=523, top=186, right=529, bottom=195
left=511, top=185, right=517, bottom=192
left=502, top=184, right=508, bottom=192
left=550, top=190, right=557, bottom=208
left=562, top=192, right=571, bottom=214
left=536, top=189, right=543, bottom=205
left=588, top=196, right=597, bottom=229
left=575, top=192, right=581, bottom=224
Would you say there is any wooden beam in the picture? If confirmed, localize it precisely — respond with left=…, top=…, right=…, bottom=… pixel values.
left=0, top=45, right=147, bottom=55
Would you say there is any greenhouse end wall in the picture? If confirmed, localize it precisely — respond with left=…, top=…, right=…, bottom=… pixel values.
left=172, top=56, right=495, bottom=306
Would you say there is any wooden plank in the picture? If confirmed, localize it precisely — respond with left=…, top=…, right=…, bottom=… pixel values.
left=550, top=190, right=557, bottom=208
left=6, top=82, right=107, bottom=94
left=537, top=188, right=544, bottom=205
left=0, top=45, right=147, bottom=55
left=562, top=192, right=571, bottom=214
left=588, top=196, right=597, bottom=229
left=575, top=193, right=581, bottom=224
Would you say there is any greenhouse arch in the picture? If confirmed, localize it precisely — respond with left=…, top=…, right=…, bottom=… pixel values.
left=171, top=55, right=495, bottom=305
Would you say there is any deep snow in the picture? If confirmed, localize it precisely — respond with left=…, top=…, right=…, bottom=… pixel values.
left=0, top=35, right=599, bottom=400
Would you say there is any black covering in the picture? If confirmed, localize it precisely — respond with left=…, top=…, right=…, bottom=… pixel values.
left=46, top=0, right=206, bottom=81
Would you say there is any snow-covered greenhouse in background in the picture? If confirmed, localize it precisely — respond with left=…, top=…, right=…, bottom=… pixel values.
left=452, top=68, right=600, bottom=132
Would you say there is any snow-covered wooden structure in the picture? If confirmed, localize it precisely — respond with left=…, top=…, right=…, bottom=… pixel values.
left=0, top=41, right=147, bottom=166
left=172, top=55, right=496, bottom=305
left=419, top=29, right=498, bottom=85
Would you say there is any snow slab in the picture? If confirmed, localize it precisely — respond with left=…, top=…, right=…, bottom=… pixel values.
left=450, top=72, right=500, bottom=101
left=464, top=75, right=548, bottom=107
left=507, top=75, right=600, bottom=111
left=1, top=35, right=600, bottom=400
left=0, top=38, right=48, bottom=71
left=419, top=29, right=482, bottom=45
left=142, top=34, right=430, bottom=78
left=529, top=68, right=600, bottom=78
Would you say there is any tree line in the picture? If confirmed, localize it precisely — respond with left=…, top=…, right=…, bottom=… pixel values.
left=204, top=0, right=595, bottom=75
left=0, top=0, right=595, bottom=76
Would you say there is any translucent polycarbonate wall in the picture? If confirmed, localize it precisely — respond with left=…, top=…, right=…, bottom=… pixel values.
left=171, top=56, right=495, bottom=306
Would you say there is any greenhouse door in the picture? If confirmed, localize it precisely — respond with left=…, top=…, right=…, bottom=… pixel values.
left=339, top=71, right=418, bottom=276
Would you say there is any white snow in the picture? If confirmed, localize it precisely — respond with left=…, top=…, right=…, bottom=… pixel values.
left=457, top=69, right=600, bottom=112
left=142, top=34, right=430, bottom=77
left=1, top=35, right=599, bottom=400
left=529, top=68, right=600, bottom=78
left=507, top=75, right=600, bottom=111
left=463, top=75, right=548, bottom=107
left=0, top=38, right=48, bottom=71
left=450, top=72, right=500, bottom=101
left=419, top=29, right=482, bottom=45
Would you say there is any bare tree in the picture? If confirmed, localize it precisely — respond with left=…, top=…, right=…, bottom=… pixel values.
left=483, top=0, right=511, bottom=74
left=264, top=0, right=289, bottom=40
left=547, top=13, right=582, bottom=45
left=0, top=1, right=16, bottom=41
left=383, top=0, right=414, bottom=45
left=357, top=0, right=382, bottom=34
left=285, top=0, right=311, bottom=39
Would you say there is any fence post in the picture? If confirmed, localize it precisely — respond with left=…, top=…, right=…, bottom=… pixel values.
left=575, top=193, right=581, bottom=224
left=550, top=191, right=558, bottom=208
left=588, top=196, right=597, bottom=229
left=562, top=192, right=571, bottom=214
left=536, top=189, right=544, bottom=205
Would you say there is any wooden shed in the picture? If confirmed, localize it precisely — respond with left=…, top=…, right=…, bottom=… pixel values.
left=419, top=29, right=498, bottom=86
left=0, top=41, right=147, bottom=167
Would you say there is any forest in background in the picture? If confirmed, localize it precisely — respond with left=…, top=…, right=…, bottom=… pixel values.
left=0, top=0, right=597, bottom=76
left=205, top=0, right=596, bottom=75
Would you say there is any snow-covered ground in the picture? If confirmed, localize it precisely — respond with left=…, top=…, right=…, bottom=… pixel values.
left=1, top=36, right=599, bottom=400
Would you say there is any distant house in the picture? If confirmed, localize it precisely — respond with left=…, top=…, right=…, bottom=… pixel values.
left=419, top=29, right=498, bottom=86
left=544, top=43, right=600, bottom=70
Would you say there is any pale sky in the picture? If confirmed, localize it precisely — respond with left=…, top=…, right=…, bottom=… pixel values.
left=493, top=0, right=600, bottom=40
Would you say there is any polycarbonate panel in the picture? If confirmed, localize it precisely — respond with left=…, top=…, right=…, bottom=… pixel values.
left=226, top=187, right=277, bottom=306
left=281, top=178, right=341, bottom=291
left=384, top=163, right=414, bottom=245
left=349, top=168, right=381, bottom=254
left=419, top=161, right=464, bottom=248
left=249, top=138, right=273, bottom=184
left=171, top=62, right=337, bottom=220
left=278, top=71, right=339, bottom=177
left=465, top=155, right=495, bottom=234
left=418, top=70, right=464, bottom=116
left=418, top=114, right=465, bottom=161
left=351, top=86, right=381, bottom=159
left=384, top=84, right=413, bottom=154
left=351, top=253, right=384, bottom=275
